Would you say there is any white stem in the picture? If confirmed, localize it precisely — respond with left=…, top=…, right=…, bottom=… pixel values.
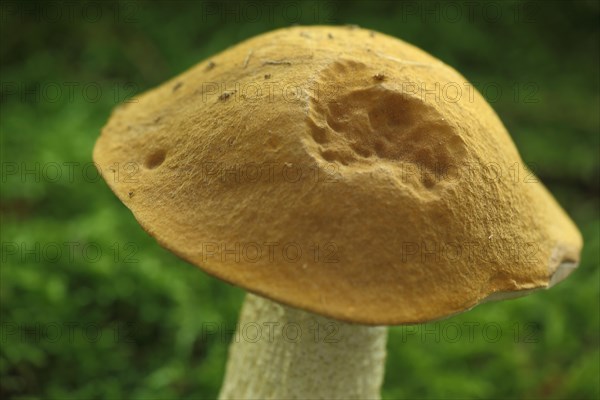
left=219, top=294, right=388, bottom=400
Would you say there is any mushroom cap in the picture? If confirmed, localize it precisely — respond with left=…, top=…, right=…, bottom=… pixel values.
left=94, top=26, right=582, bottom=325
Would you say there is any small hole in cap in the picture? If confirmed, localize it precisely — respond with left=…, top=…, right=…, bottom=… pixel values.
left=145, top=149, right=166, bottom=169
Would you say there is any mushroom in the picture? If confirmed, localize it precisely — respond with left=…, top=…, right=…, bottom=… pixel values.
left=93, top=26, right=583, bottom=399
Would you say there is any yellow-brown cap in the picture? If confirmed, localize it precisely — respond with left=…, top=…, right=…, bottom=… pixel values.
left=93, top=26, right=582, bottom=325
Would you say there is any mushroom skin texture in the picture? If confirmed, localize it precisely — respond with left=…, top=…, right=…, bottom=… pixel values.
left=94, top=26, right=583, bottom=399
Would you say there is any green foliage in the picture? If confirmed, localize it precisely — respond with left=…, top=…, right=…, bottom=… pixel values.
left=1, top=1, right=598, bottom=399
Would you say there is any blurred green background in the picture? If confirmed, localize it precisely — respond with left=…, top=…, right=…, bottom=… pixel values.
left=1, top=0, right=598, bottom=399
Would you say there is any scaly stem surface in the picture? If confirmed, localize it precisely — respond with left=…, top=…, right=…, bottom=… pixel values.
left=219, top=293, right=388, bottom=399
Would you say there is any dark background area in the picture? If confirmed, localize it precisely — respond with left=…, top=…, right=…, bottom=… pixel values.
left=1, top=1, right=598, bottom=399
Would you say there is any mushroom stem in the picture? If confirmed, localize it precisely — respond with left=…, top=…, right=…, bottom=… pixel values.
left=219, top=293, right=388, bottom=399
